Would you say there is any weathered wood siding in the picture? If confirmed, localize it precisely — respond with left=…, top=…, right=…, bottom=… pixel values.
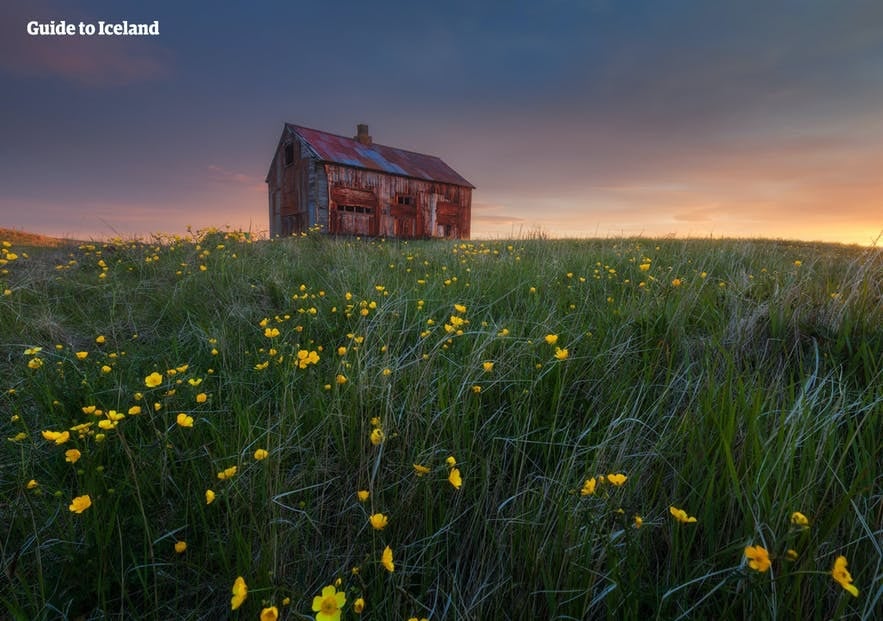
left=323, top=164, right=471, bottom=239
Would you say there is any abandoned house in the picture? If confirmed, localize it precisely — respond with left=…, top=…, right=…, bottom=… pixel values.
left=266, top=123, right=474, bottom=238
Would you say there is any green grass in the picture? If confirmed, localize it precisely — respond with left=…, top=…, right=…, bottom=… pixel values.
left=1, top=231, right=880, bottom=620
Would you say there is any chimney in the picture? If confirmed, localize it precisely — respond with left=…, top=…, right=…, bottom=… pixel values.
left=355, top=124, right=372, bottom=145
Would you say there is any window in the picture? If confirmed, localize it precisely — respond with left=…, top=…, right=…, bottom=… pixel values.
left=396, top=194, right=414, bottom=206
left=284, top=143, right=294, bottom=166
left=338, top=205, right=373, bottom=214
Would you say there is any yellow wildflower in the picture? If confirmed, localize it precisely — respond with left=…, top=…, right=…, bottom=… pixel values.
left=744, top=545, right=771, bottom=572
left=634, top=515, right=643, bottom=528
left=369, top=513, right=389, bottom=530
left=790, top=511, right=810, bottom=528
left=260, top=606, right=278, bottom=621
left=42, top=430, right=70, bottom=445
left=264, top=327, right=280, bottom=338
left=69, top=494, right=92, bottom=514
left=205, top=489, right=216, bottom=505
left=230, top=576, right=247, bottom=610
left=357, top=490, right=369, bottom=502
left=336, top=374, right=348, bottom=385
left=544, top=334, right=558, bottom=345
left=381, top=545, right=395, bottom=572
left=195, top=392, right=207, bottom=403
left=448, top=467, right=462, bottom=489
left=144, top=372, right=163, bottom=388
left=831, top=555, right=859, bottom=597
left=353, top=597, right=365, bottom=614
left=607, top=473, right=627, bottom=486
left=174, top=541, right=187, bottom=554
left=26, top=479, right=38, bottom=489
left=65, top=449, right=82, bottom=463
left=413, top=463, right=430, bottom=477
left=580, top=477, right=597, bottom=496
left=446, top=455, right=457, bottom=467
left=312, top=584, right=346, bottom=621
left=554, top=347, right=569, bottom=360
left=369, top=428, right=384, bottom=446
left=669, top=506, right=697, bottom=523
left=253, top=448, right=268, bottom=461
left=482, top=361, right=494, bottom=372
left=176, top=413, right=194, bottom=428
left=75, top=351, right=89, bottom=360
left=217, top=465, right=238, bottom=480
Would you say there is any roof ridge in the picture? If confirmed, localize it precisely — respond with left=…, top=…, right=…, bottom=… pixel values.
left=286, top=123, right=448, bottom=160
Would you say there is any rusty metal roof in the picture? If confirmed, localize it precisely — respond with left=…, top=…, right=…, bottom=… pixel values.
left=285, top=123, right=474, bottom=188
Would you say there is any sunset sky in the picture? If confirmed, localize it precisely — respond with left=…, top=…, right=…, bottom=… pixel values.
left=2, top=0, right=882, bottom=245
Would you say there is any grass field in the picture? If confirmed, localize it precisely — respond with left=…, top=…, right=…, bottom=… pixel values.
left=1, top=230, right=880, bottom=620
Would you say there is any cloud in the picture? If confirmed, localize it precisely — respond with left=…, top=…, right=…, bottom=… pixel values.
left=206, top=165, right=265, bottom=193
left=0, top=2, right=168, bottom=86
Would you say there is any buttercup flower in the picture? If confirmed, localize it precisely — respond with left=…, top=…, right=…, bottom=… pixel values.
left=369, top=428, right=384, bottom=446
left=176, top=413, right=194, bottom=428
left=607, top=473, right=627, bottom=486
left=446, top=455, right=457, bottom=467
left=254, top=448, right=268, bottom=461
left=369, top=513, right=388, bottom=530
left=174, top=541, right=187, bottom=554
left=744, top=545, right=771, bottom=572
left=831, top=555, right=859, bottom=597
left=482, top=361, right=494, bottom=373
left=26, top=479, right=38, bottom=489
left=381, top=545, right=395, bottom=572
left=205, top=489, right=216, bottom=505
left=42, top=430, right=70, bottom=445
left=69, top=494, right=92, bottom=514
left=357, top=489, right=369, bottom=502
left=353, top=597, right=365, bottom=613
left=669, top=506, right=697, bottom=523
left=448, top=467, right=462, bottom=489
left=413, top=463, right=430, bottom=477
left=580, top=477, right=597, bottom=496
left=554, top=347, right=569, bottom=360
left=790, top=511, right=810, bottom=528
left=634, top=515, right=643, bottom=528
left=231, top=576, right=247, bottom=610
left=260, top=606, right=279, bottom=621
left=312, top=584, right=346, bottom=621
left=144, top=372, right=163, bottom=388
left=217, top=465, right=238, bottom=480
left=65, top=448, right=82, bottom=463
left=544, top=334, right=558, bottom=345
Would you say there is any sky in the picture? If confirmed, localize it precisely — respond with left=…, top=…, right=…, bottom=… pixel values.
left=1, top=0, right=882, bottom=245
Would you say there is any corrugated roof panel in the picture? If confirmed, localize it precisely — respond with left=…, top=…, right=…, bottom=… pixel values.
left=286, top=124, right=474, bottom=188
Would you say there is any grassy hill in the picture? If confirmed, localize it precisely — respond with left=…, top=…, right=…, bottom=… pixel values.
left=1, top=230, right=880, bottom=619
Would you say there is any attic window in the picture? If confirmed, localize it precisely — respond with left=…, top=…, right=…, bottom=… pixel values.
left=396, top=195, right=414, bottom=206
left=284, top=143, right=294, bottom=166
